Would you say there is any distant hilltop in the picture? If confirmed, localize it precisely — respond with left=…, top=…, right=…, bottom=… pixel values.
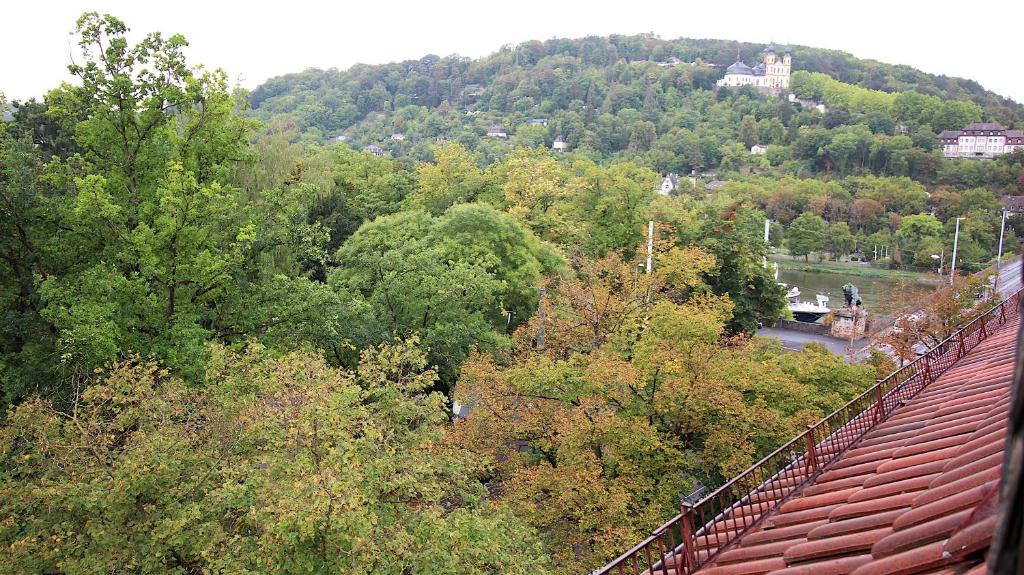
left=247, top=34, right=1023, bottom=167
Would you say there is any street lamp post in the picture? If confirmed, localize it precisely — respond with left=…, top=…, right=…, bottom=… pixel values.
left=997, top=209, right=1007, bottom=268
left=949, top=217, right=962, bottom=286
left=994, top=209, right=1007, bottom=295
left=931, top=249, right=944, bottom=275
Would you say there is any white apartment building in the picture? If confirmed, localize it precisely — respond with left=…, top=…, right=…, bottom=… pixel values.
left=938, top=123, right=1024, bottom=159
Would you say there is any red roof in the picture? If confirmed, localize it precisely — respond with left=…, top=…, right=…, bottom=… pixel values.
left=694, top=314, right=1018, bottom=575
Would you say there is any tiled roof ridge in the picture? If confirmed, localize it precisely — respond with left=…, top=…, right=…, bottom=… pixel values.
left=593, top=290, right=1022, bottom=575
left=698, top=313, right=1019, bottom=575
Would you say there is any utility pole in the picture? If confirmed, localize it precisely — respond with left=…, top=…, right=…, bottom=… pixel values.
left=763, top=218, right=771, bottom=268
left=994, top=209, right=1007, bottom=295
left=646, top=220, right=655, bottom=274
left=950, top=217, right=962, bottom=285
left=997, top=209, right=1007, bottom=268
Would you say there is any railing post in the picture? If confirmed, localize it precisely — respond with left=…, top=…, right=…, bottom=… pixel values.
left=1000, top=302, right=1006, bottom=324
left=980, top=315, right=988, bottom=339
left=803, top=425, right=818, bottom=475
left=922, top=354, right=931, bottom=384
left=874, top=383, right=884, bottom=423
left=957, top=331, right=965, bottom=358
left=680, top=504, right=697, bottom=574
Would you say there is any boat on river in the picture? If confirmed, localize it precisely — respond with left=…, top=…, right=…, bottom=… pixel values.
left=775, top=263, right=832, bottom=323
left=788, top=294, right=832, bottom=323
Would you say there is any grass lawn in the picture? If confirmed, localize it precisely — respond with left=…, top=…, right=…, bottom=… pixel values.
left=771, top=256, right=938, bottom=281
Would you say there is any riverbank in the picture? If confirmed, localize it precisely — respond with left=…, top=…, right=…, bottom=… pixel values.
left=772, top=256, right=941, bottom=283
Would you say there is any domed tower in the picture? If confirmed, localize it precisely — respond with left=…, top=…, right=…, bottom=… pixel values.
left=779, top=46, right=792, bottom=88
left=762, top=44, right=777, bottom=67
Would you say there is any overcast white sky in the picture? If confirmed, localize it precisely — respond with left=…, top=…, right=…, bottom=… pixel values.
left=3, top=0, right=1023, bottom=104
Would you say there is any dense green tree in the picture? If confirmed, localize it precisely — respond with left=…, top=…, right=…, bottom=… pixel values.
left=697, top=203, right=786, bottom=332
left=405, top=142, right=491, bottom=215
left=897, top=213, right=945, bottom=266
left=827, top=221, right=856, bottom=260
left=2, top=14, right=335, bottom=403
left=329, top=205, right=562, bottom=385
left=739, top=114, right=758, bottom=147
left=450, top=249, right=871, bottom=570
left=0, top=341, right=552, bottom=574
left=787, top=212, right=828, bottom=260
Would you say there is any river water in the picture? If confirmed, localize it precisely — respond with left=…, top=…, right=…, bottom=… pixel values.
left=775, top=266, right=937, bottom=317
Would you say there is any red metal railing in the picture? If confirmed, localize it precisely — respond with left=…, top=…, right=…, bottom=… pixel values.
left=594, top=289, right=1021, bottom=575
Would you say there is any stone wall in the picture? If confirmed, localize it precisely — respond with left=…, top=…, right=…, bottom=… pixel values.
left=774, top=318, right=831, bottom=336
left=831, top=307, right=868, bottom=339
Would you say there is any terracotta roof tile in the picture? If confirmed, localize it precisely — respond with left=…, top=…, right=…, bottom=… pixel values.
left=742, top=520, right=829, bottom=546
left=802, top=475, right=870, bottom=496
left=913, top=466, right=1002, bottom=507
left=767, top=555, right=873, bottom=575
left=783, top=527, right=891, bottom=564
left=929, top=452, right=1003, bottom=488
left=870, top=507, right=972, bottom=557
left=780, top=487, right=862, bottom=513
left=890, top=480, right=997, bottom=530
left=830, top=448, right=899, bottom=470
left=684, top=311, right=1019, bottom=575
left=829, top=493, right=917, bottom=521
left=848, top=541, right=949, bottom=575
left=846, top=473, right=938, bottom=503
left=939, top=437, right=1006, bottom=471
left=860, top=461, right=948, bottom=488
left=766, top=504, right=845, bottom=528
left=943, top=514, right=998, bottom=557
left=806, top=509, right=906, bottom=540
left=872, top=445, right=963, bottom=474
left=717, top=540, right=799, bottom=564
left=700, top=557, right=788, bottom=575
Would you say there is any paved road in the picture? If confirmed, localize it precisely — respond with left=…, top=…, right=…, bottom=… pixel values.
left=756, top=327, right=868, bottom=360
left=993, top=255, right=1022, bottom=296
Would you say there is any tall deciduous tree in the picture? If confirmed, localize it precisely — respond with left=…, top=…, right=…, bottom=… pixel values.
left=787, top=212, right=828, bottom=261
left=0, top=340, right=551, bottom=574
left=450, top=248, right=872, bottom=571
left=1, top=14, right=336, bottom=405
left=329, top=204, right=563, bottom=385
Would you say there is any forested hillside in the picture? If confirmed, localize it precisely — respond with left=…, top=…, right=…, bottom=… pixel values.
left=249, top=34, right=1023, bottom=175
left=1, top=14, right=1020, bottom=575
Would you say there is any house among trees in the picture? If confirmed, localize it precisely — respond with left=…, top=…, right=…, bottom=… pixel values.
left=938, top=123, right=1024, bottom=159
left=486, top=126, right=508, bottom=138
left=364, top=144, right=386, bottom=157
left=390, top=133, right=405, bottom=141
left=1001, top=195, right=1024, bottom=213
left=658, top=173, right=680, bottom=195
left=552, top=136, right=568, bottom=152
left=750, top=144, right=769, bottom=155
left=529, top=118, right=548, bottom=126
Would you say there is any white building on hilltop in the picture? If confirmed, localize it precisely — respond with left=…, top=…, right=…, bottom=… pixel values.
left=938, top=123, right=1024, bottom=159
left=717, top=44, right=791, bottom=91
